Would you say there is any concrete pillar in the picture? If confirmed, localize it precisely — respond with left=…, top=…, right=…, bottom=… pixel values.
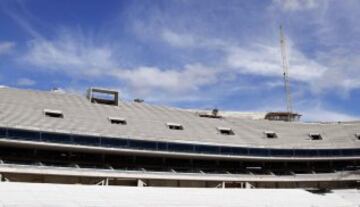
left=137, top=179, right=146, bottom=187
left=245, top=182, right=254, bottom=189
left=216, top=182, right=225, bottom=188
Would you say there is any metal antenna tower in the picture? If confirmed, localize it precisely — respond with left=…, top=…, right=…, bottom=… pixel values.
left=279, top=25, right=293, bottom=114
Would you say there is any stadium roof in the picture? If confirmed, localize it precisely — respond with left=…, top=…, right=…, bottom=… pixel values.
left=0, top=87, right=359, bottom=149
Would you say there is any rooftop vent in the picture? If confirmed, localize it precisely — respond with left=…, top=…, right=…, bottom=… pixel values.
left=134, top=98, right=144, bottom=103
left=50, top=87, right=65, bottom=94
left=309, top=133, right=322, bottom=140
left=264, top=131, right=277, bottom=139
left=265, top=112, right=301, bottom=122
left=199, top=108, right=222, bottom=119
left=87, top=87, right=119, bottom=106
left=108, top=117, right=127, bottom=125
left=167, top=123, right=184, bottom=130
left=43, top=109, right=64, bottom=118
left=217, top=127, right=234, bottom=135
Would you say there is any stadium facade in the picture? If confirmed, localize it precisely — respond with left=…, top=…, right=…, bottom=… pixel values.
left=0, top=87, right=359, bottom=189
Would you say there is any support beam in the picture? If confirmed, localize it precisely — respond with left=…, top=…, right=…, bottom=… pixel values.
left=215, top=181, right=225, bottom=188
left=96, top=178, right=109, bottom=186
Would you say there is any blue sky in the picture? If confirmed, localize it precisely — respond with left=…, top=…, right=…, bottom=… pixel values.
left=0, top=0, right=360, bottom=121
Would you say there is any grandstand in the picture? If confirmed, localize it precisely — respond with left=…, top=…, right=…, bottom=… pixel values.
left=0, top=87, right=359, bottom=190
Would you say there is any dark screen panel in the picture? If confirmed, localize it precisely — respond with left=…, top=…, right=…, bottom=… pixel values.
left=248, top=148, right=269, bottom=156
left=270, top=149, right=293, bottom=156
left=73, top=135, right=100, bottom=146
left=232, top=147, right=248, bottom=155
left=220, top=147, right=234, bottom=154
left=0, top=127, right=6, bottom=137
left=101, top=137, right=128, bottom=147
left=294, top=149, right=318, bottom=157
left=168, top=143, right=194, bottom=152
left=157, top=142, right=167, bottom=150
left=129, top=140, right=157, bottom=150
left=41, top=132, right=72, bottom=143
left=8, top=129, right=40, bottom=141
left=195, top=145, right=220, bottom=154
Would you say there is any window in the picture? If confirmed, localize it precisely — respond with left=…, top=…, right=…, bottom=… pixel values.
left=217, top=127, right=234, bottom=135
left=168, top=143, right=193, bottom=152
left=270, top=149, right=293, bottom=156
left=166, top=123, right=184, bottom=130
left=41, top=132, right=71, bottom=143
left=108, top=117, right=127, bottom=125
left=0, top=127, right=6, bottom=137
left=294, top=149, right=318, bottom=157
left=157, top=142, right=167, bottom=150
left=248, top=148, right=269, bottom=156
left=309, top=133, right=322, bottom=140
left=44, top=109, right=64, bottom=118
left=231, top=147, right=248, bottom=155
left=264, top=131, right=277, bottom=138
left=101, top=137, right=128, bottom=147
left=7, top=129, right=40, bottom=141
left=195, top=145, right=220, bottom=154
left=73, top=135, right=100, bottom=146
left=220, top=147, right=234, bottom=154
left=129, top=140, right=157, bottom=150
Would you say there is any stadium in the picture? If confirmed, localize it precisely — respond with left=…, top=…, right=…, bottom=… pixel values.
left=0, top=87, right=358, bottom=190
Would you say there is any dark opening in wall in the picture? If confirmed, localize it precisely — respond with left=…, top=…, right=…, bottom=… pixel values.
left=167, top=123, right=184, bottom=130
left=309, top=133, right=322, bottom=140
left=264, top=131, right=277, bottom=139
left=108, top=117, right=127, bottom=125
left=44, top=109, right=64, bottom=118
left=355, top=133, right=360, bottom=140
left=217, top=127, right=234, bottom=135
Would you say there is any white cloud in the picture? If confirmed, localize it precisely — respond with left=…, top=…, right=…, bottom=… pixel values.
left=22, top=32, right=116, bottom=76
left=23, top=27, right=358, bottom=99
left=300, top=107, right=359, bottom=122
left=160, top=29, right=360, bottom=97
left=225, top=42, right=327, bottom=82
left=160, top=29, right=327, bottom=83
left=16, top=78, right=36, bottom=86
left=272, top=0, right=323, bottom=11
left=114, top=63, right=219, bottom=95
left=308, top=49, right=360, bottom=95
left=21, top=31, right=221, bottom=97
left=161, top=29, right=197, bottom=48
left=161, top=29, right=228, bottom=50
left=0, top=41, right=15, bottom=55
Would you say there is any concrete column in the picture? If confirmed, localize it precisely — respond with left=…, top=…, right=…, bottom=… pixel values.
left=137, top=179, right=146, bottom=187
left=245, top=182, right=254, bottom=189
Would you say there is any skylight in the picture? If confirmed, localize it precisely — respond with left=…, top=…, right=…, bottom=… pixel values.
left=309, top=133, right=322, bottom=140
left=217, top=127, right=234, bottom=135
left=108, top=117, right=127, bottom=125
left=264, top=131, right=277, bottom=139
left=166, top=123, right=184, bottom=130
left=43, top=109, right=63, bottom=118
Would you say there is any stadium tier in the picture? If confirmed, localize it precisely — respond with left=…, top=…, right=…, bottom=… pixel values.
left=0, top=87, right=359, bottom=189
